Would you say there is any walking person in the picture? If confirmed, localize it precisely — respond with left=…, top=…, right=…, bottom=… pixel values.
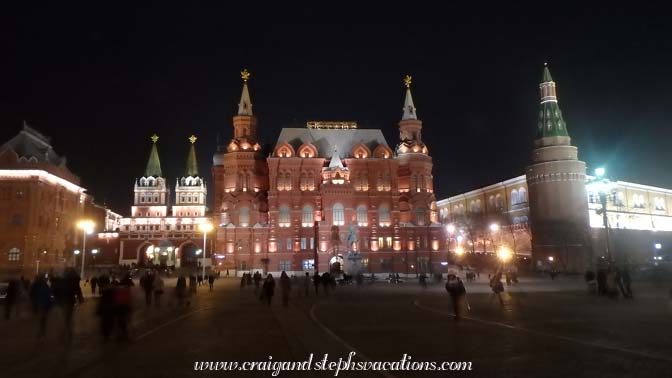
left=622, top=267, right=633, bottom=299
left=153, top=273, right=164, bottom=307
left=189, top=275, right=197, bottom=299
left=140, top=271, right=154, bottom=306
left=261, top=274, right=275, bottom=306
left=313, top=272, right=321, bottom=295
left=208, top=274, right=215, bottom=291
left=226, top=269, right=230, bottom=277
left=97, top=279, right=115, bottom=340
left=321, top=272, right=330, bottom=296
left=445, top=273, right=467, bottom=319
left=253, top=272, right=262, bottom=294
left=30, top=274, right=53, bottom=340
left=4, top=279, right=18, bottom=320
left=280, top=271, right=291, bottom=307
left=175, top=275, right=187, bottom=306
left=53, top=268, right=84, bottom=344
left=90, top=276, right=98, bottom=296
left=240, top=274, right=246, bottom=290
left=303, top=272, right=311, bottom=297
left=490, top=271, right=505, bottom=306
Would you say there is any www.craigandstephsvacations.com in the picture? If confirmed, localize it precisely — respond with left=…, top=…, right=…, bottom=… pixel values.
left=194, top=353, right=472, bottom=376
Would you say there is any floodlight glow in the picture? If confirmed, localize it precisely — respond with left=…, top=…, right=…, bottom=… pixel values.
left=497, top=246, right=512, bottom=262
left=655, top=243, right=662, bottom=250
left=489, top=223, right=500, bottom=232
left=446, top=224, right=456, bottom=233
left=595, top=167, right=606, bottom=178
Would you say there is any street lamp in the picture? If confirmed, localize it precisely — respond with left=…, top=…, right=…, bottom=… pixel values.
left=591, top=167, right=614, bottom=267
left=199, top=222, right=214, bottom=279
left=76, top=220, right=95, bottom=279
left=497, top=246, right=512, bottom=264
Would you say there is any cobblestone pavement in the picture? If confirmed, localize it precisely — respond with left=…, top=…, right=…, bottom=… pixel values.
left=1, top=276, right=670, bottom=377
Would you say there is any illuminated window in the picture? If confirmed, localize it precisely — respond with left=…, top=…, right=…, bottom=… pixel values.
left=8, top=247, right=20, bottom=261
left=655, top=197, right=666, bottom=211
left=333, top=203, right=345, bottom=226
left=511, top=189, right=519, bottom=206
left=302, top=205, right=314, bottom=227
left=302, top=259, right=314, bottom=271
left=357, top=205, right=368, bottom=226
left=239, top=207, right=250, bottom=227
left=633, top=194, right=645, bottom=209
left=278, top=205, right=291, bottom=227
left=378, top=204, right=391, bottom=226
left=518, top=187, right=527, bottom=203
left=279, top=260, right=291, bottom=271
left=413, top=208, right=426, bottom=226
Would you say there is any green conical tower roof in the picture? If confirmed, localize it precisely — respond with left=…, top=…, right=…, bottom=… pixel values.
left=185, top=135, right=199, bottom=177
left=536, top=65, right=570, bottom=139
left=144, top=134, right=163, bottom=177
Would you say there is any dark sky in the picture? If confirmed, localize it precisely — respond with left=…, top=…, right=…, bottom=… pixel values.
left=1, top=5, right=671, bottom=213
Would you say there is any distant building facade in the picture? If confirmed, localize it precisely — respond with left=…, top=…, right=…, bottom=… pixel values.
left=0, top=125, right=115, bottom=275
left=437, top=66, right=672, bottom=272
left=212, top=73, right=444, bottom=275
left=115, top=135, right=211, bottom=269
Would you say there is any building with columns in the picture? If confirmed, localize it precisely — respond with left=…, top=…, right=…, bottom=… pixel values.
left=437, top=65, right=672, bottom=272
left=212, top=72, right=444, bottom=275
left=116, top=135, right=210, bottom=268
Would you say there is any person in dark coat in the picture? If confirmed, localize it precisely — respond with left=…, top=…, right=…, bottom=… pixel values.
left=313, top=272, right=321, bottom=295
left=208, top=275, right=215, bottom=291
left=175, top=276, right=187, bottom=306
left=97, top=279, right=115, bottom=340
left=253, top=272, right=262, bottom=294
left=261, top=274, right=275, bottom=306
left=490, top=271, right=505, bottom=306
left=622, top=268, right=633, bottom=298
left=140, top=271, right=154, bottom=306
left=279, top=271, right=291, bottom=307
left=240, top=274, right=246, bottom=290
left=90, top=276, right=98, bottom=296
left=445, top=273, right=467, bottom=319
left=53, top=268, right=84, bottom=343
left=321, top=272, right=331, bottom=296
left=30, top=275, right=53, bottom=339
left=596, top=268, right=607, bottom=295
left=4, top=279, right=19, bottom=319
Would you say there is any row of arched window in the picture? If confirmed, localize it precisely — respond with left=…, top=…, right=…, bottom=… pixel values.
left=139, top=193, right=161, bottom=204
left=179, top=193, right=201, bottom=204
left=276, top=203, right=393, bottom=228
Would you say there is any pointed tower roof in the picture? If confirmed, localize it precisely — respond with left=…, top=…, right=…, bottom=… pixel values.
left=537, top=64, right=570, bottom=139
left=328, top=148, right=344, bottom=169
left=402, top=75, right=418, bottom=120
left=144, top=134, right=163, bottom=177
left=238, top=68, right=253, bottom=116
left=185, top=135, right=199, bottom=177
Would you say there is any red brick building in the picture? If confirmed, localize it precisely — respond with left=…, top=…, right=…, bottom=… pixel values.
left=213, top=73, right=444, bottom=276
left=0, top=125, right=116, bottom=276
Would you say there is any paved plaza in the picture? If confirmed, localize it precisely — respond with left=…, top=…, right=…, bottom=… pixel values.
left=2, top=275, right=671, bottom=377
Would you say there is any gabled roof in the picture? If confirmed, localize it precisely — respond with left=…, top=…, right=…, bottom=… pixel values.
left=0, top=124, right=68, bottom=167
left=275, top=128, right=389, bottom=159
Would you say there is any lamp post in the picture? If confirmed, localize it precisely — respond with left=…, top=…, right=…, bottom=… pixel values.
left=76, top=220, right=95, bottom=279
left=593, top=167, right=613, bottom=266
left=199, top=222, right=213, bottom=279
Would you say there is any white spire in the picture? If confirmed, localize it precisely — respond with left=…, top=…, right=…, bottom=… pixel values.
left=238, top=81, right=253, bottom=116
left=402, top=87, right=417, bottom=120
left=328, top=148, right=344, bottom=169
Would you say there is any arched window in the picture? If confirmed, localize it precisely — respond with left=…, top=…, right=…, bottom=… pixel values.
left=357, top=205, right=368, bottom=226
left=8, top=247, right=20, bottom=261
left=488, top=195, right=495, bottom=209
left=238, top=207, right=250, bottom=227
left=511, top=189, right=519, bottom=206
left=378, top=204, right=391, bottom=226
left=518, top=187, right=527, bottom=204
left=496, top=194, right=504, bottom=210
left=302, top=205, right=314, bottom=227
left=413, top=208, right=426, bottom=226
left=278, top=205, right=291, bottom=227
left=333, top=203, right=345, bottom=226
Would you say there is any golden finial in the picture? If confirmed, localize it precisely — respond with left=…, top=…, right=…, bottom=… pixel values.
left=241, top=68, right=251, bottom=82
left=188, top=135, right=197, bottom=144
left=150, top=134, right=159, bottom=143
left=403, top=75, right=412, bottom=88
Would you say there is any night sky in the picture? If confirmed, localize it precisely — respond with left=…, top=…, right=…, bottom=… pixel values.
left=1, top=6, right=671, bottom=213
